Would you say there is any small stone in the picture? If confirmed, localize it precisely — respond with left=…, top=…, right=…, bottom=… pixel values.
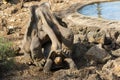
left=112, top=48, right=120, bottom=57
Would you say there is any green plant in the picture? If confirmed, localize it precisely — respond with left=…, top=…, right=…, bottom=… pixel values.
left=0, top=37, right=16, bottom=77
left=0, top=37, right=15, bottom=60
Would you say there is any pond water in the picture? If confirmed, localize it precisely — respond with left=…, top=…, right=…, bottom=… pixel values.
left=78, top=1, right=120, bottom=20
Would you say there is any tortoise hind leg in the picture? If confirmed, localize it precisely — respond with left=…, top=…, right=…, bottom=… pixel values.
left=64, top=58, right=77, bottom=70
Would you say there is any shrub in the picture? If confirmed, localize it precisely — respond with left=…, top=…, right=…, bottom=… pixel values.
left=0, top=37, right=15, bottom=76
left=0, top=37, right=15, bottom=60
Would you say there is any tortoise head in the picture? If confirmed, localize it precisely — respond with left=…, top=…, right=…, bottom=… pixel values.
left=54, top=57, right=62, bottom=65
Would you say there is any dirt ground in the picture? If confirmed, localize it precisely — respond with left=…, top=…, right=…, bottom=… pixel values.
left=1, top=0, right=120, bottom=80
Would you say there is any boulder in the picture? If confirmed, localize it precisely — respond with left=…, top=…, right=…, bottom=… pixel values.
left=85, top=44, right=111, bottom=65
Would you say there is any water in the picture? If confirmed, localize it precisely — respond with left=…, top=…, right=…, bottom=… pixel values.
left=78, top=1, right=120, bottom=20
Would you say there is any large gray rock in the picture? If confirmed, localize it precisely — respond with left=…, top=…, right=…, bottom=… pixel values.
left=85, top=44, right=111, bottom=65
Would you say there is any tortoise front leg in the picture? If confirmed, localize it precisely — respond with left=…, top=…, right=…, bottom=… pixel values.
left=43, top=58, right=53, bottom=73
left=64, top=58, right=77, bottom=70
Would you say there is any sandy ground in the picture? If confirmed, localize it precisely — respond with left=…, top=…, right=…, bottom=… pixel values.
left=1, top=0, right=120, bottom=80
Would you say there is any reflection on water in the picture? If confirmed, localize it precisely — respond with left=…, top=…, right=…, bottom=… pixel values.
left=78, top=1, right=120, bottom=20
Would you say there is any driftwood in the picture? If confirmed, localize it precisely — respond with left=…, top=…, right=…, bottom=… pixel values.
left=22, top=2, right=77, bottom=72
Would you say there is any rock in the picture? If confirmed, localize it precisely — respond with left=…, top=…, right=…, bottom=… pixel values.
left=9, top=17, right=16, bottom=22
left=49, top=67, right=100, bottom=80
left=116, top=34, right=120, bottom=43
left=87, top=74, right=101, bottom=80
left=74, top=34, right=81, bottom=43
left=85, top=44, right=111, bottom=65
left=87, top=31, right=95, bottom=43
left=49, top=70, right=78, bottom=80
left=73, top=26, right=105, bottom=44
left=106, top=28, right=120, bottom=40
left=76, top=67, right=101, bottom=80
left=73, top=34, right=90, bottom=59
left=72, top=42, right=89, bottom=68
left=100, top=58, right=120, bottom=80
left=112, top=48, right=120, bottom=57
left=0, top=11, right=4, bottom=16
left=87, top=30, right=105, bottom=44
